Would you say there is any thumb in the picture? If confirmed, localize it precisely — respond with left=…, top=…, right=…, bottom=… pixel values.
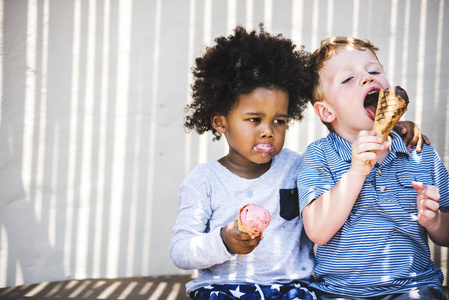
left=411, top=181, right=425, bottom=195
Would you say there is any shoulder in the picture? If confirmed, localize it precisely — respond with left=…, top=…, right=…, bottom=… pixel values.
left=181, top=160, right=221, bottom=187
left=303, top=136, right=331, bottom=159
left=306, top=135, right=332, bottom=150
left=409, top=143, right=441, bottom=162
left=272, top=148, right=304, bottom=172
left=277, top=148, right=303, bottom=162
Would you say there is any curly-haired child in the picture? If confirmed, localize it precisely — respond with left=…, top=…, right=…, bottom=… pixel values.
left=170, top=24, right=316, bottom=300
left=170, top=26, right=427, bottom=300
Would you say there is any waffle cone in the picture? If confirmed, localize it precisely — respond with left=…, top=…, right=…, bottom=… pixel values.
left=237, top=204, right=261, bottom=237
left=372, top=87, right=408, bottom=141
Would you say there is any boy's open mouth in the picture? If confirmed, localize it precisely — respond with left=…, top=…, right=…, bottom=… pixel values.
left=364, top=89, right=379, bottom=120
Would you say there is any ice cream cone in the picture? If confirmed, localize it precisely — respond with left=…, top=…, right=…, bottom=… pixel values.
left=237, top=203, right=270, bottom=257
left=372, top=86, right=409, bottom=141
left=238, top=204, right=262, bottom=237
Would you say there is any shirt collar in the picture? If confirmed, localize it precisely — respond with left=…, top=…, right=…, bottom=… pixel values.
left=328, top=130, right=410, bottom=162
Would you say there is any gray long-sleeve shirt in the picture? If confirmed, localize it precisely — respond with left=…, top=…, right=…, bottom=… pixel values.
left=170, top=149, right=315, bottom=293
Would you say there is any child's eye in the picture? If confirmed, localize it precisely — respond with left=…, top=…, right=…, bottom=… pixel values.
left=369, top=71, right=380, bottom=75
left=248, top=118, right=261, bottom=123
left=274, top=119, right=286, bottom=125
left=341, top=77, right=353, bottom=84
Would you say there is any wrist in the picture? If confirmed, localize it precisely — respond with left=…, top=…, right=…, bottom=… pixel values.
left=220, top=227, right=234, bottom=255
left=347, top=167, right=369, bottom=181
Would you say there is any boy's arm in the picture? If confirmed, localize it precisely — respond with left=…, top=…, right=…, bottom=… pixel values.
left=412, top=181, right=449, bottom=246
left=302, top=168, right=365, bottom=245
left=301, top=131, right=388, bottom=245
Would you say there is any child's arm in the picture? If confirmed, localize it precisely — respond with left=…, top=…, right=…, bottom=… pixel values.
left=170, top=173, right=235, bottom=270
left=412, top=181, right=449, bottom=246
left=394, top=121, right=431, bottom=152
left=302, top=131, right=388, bottom=245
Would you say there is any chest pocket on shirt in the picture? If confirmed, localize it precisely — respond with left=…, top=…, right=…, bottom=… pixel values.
left=397, top=171, right=433, bottom=187
left=279, top=188, right=299, bottom=221
left=396, top=171, right=433, bottom=213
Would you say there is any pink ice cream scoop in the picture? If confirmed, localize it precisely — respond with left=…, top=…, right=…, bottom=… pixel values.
left=253, top=144, right=274, bottom=153
left=238, top=203, right=271, bottom=235
left=253, top=144, right=274, bottom=159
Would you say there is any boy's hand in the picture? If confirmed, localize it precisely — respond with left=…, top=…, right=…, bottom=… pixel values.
left=351, top=130, right=389, bottom=175
left=220, top=220, right=261, bottom=255
left=411, top=181, right=441, bottom=228
left=395, top=121, right=431, bottom=153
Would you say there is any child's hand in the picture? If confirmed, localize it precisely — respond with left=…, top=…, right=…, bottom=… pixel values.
left=351, top=130, right=389, bottom=175
left=394, top=121, right=431, bottom=153
left=411, top=181, right=441, bottom=228
left=220, top=220, right=261, bottom=255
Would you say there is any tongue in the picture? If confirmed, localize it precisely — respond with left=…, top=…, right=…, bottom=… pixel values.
left=366, top=106, right=376, bottom=120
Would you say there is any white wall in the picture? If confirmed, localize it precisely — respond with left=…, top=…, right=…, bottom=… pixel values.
left=1, top=0, right=448, bottom=288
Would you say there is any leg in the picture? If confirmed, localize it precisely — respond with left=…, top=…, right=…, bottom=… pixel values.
left=383, top=286, right=446, bottom=300
left=266, top=282, right=316, bottom=300
left=191, top=284, right=262, bottom=300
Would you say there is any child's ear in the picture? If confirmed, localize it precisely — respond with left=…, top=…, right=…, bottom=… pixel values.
left=313, top=101, right=335, bottom=123
left=211, top=115, right=227, bottom=133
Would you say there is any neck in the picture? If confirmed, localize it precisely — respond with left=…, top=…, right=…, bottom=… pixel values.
left=218, top=155, right=272, bottom=179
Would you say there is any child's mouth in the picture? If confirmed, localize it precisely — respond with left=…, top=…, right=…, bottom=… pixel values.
left=253, top=144, right=274, bottom=158
left=364, top=90, right=379, bottom=120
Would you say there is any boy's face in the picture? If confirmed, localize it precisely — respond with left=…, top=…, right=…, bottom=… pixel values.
left=218, top=87, right=289, bottom=165
left=318, top=46, right=390, bottom=141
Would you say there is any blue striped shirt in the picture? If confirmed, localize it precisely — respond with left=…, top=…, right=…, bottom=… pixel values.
left=298, top=130, right=449, bottom=297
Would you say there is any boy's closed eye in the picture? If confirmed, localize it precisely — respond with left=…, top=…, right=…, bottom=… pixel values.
left=341, top=76, right=353, bottom=84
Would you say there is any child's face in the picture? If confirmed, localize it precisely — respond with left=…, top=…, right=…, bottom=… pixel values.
left=319, top=46, right=390, bottom=141
left=220, top=87, right=289, bottom=165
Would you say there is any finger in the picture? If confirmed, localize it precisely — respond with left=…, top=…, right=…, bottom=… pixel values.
left=421, top=199, right=440, bottom=212
left=411, top=181, right=425, bottom=195
left=355, top=143, right=385, bottom=155
left=407, top=132, right=419, bottom=151
left=402, top=131, right=412, bottom=147
left=419, top=208, right=436, bottom=220
left=357, top=130, right=378, bottom=139
left=414, top=135, right=423, bottom=153
left=423, top=186, right=440, bottom=202
left=423, top=134, right=431, bottom=145
left=393, top=123, right=407, bottom=136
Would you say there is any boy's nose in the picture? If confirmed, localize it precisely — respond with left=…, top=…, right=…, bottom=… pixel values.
left=360, top=75, right=375, bottom=86
left=260, top=126, right=274, bottom=139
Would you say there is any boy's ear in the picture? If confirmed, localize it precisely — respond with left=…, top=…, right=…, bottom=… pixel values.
left=211, top=115, right=227, bottom=133
left=313, top=101, right=335, bottom=123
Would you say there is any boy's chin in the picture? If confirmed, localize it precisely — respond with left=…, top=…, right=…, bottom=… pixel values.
left=252, top=154, right=274, bottom=165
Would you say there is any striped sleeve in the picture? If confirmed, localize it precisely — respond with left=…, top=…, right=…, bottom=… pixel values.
left=297, top=140, right=337, bottom=214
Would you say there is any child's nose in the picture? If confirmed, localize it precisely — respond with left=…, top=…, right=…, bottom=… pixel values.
left=360, top=75, right=375, bottom=86
left=260, top=125, right=274, bottom=139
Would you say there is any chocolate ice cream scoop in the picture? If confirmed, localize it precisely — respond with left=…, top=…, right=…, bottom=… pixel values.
left=388, top=85, right=409, bottom=105
left=372, top=86, right=409, bottom=141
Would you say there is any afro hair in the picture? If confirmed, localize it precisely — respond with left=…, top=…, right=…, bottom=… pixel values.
left=185, top=24, right=316, bottom=141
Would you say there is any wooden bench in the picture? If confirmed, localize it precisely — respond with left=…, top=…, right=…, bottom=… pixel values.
left=0, top=276, right=447, bottom=299
left=0, top=275, right=192, bottom=300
